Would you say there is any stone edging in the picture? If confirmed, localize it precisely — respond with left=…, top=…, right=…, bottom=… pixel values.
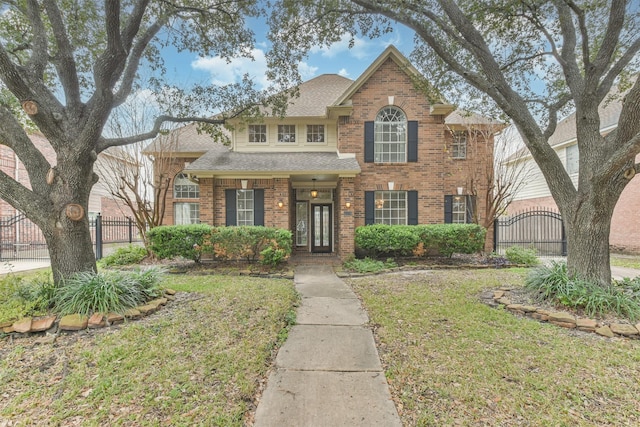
left=483, top=287, right=640, bottom=339
left=0, top=288, right=178, bottom=344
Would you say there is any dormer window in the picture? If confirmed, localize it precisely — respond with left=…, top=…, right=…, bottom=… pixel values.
left=249, top=125, right=267, bottom=143
left=307, top=125, right=325, bottom=143
left=278, top=125, right=296, bottom=143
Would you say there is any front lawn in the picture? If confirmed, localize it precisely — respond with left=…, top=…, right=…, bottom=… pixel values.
left=0, top=274, right=298, bottom=426
left=347, top=269, right=640, bottom=426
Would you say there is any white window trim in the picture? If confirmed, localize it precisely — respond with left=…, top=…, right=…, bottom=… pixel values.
left=173, top=173, right=200, bottom=199
left=452, top=196, right=467, bottom=224
left=374, top=106, right=407, bottom=163
left=237, top=189, right=254, bottom=226
left=277, top=124, right=297, bottom=144
left=306, top=125, right=326, bottom=144
left=452, top=133, right=467, bottom=159
left=174, top=202, right=200, bottom=225
left=374, top=190, right=408, bottom=225
left=248, top=124, right=268, bottom=144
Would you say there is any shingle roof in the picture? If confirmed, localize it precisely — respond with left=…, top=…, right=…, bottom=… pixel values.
left=143, top=122, right=230, bottom=155
left=282, top=74, right=353, bottom=117
left=185, top=151, right=361, bottom=174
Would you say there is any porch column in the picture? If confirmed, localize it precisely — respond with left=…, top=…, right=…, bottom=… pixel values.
left=337, top=177, right=355, bottom=258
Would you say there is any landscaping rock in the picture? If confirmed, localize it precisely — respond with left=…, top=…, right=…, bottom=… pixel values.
left=59, top=314, right=88, bottom=331
left=0, top=320, right=12, bottom=328
left=149, top=297, right=168, bottom=307
left=497, top=297, right=511, bottom=305
left=88, top=313, right=106, bottom=329
left=137, top=304, right=157, bottom=315
left=506, top=304, right=524, bottom=311
left=595, top=325, right=615, bottom=338
left=106, top=312, right=125, bottom=325
left=548, top=312, right=576, bottom=324
left=550, top=321, right=576, bottom=329
left=164, top=288, right=177, bottom=295
left=531, top=313, right=549, bottom=321
left=521, top=305, right=538, bottom=313
left=30, top=316, right=57, bottom=332
left=13, top=317, right=33, bottom=333
left=3, top=325, right=15, bottom=333
left=34, top=335, right=57, bottom=345
left=124, top=308, right=141, bottom=319
left=493, top=290, right=505, bottom=299
left=576, top=318, right=598, bottom=331
left=609, top=323, right=639, bottom=336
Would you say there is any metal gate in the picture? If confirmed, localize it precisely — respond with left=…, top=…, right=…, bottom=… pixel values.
left=494, top=208, right=567, bottom=256
left=0, top=213, right=139, bottom=261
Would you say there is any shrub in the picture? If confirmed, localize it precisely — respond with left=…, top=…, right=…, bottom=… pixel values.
left=147, top=224, right=212, bottom=262
left=505, top=246, right=540, bottom=266
left=54, top=268, right=165, bottom=316
left=0, top=273, right=55, bottom=323
left=526, top=262, right=640, bottom=320
left=209, top=226, right=292, bottom=267
left=355, top=225, right=420, bottom=257
left=98, top=245, right=148, bottom=267
left=343, top=257, right=397, bottom=273
left=355, top=224, right=486, bottom=258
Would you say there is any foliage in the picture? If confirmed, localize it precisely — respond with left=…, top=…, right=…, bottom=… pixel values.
left=147, top=224, right=212, bottom=262
left=53, top=268, right=164, bottom=316
left=525, top=262, right=640, bottom=320
left=343, top=256, right=397, bottom=273
left=209, top=226, right=292, bottom=266
left=98, top=245, right=148, bottom=267
left=355, top=224, right=486, bottom=258
left=0, top=273, right=55, bottom=323
left=504, top=246, right=540, bottom=266
left=148, top=225, right=292, bottom=267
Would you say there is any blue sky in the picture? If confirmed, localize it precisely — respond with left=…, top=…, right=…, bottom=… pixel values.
left=160, top=21, right=417, bottom=89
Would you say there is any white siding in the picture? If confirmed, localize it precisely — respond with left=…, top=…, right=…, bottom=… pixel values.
left=234, top=118, right=338, bottom=152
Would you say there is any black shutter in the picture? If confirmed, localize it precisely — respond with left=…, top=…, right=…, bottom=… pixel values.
left=466, top=195, right=476, bottom=224
left=408, top=191, right=418, bottom=225
left=365, top=191, right=375, bottom=225
left=444, top=195, right=453, bottom=223
left=254, top=189, right=265, bottom=226
left=364, top=121, right=374, bottom=163
left=407, top=121, right=418, bottom=162
left=225, top=189, right=236, bottom=226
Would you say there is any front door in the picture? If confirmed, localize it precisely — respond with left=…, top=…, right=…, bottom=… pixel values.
left=311, top=204, right=332, bottom=253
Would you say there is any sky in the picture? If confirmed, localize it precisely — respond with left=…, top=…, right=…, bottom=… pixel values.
left=159, top=21, right=417, bottom=90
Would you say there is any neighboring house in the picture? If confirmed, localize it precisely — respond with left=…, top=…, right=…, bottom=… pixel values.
left=505, top=92, right=640, bottom=253
left=151, top=46, right=497, bottom=258
left=0, top=132, right=133, bottom=221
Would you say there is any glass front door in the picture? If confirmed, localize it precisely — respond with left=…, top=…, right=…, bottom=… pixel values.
left=311, top=204, right=332, bottom=253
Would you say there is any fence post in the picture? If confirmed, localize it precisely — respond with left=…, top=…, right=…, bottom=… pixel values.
left=561, top=219, right=567, bottom=256
left=493, top=218, right=498, bottom=253
left=128, top=217, right=133, bottom=244
left=95, top=214, right=103, bottom=260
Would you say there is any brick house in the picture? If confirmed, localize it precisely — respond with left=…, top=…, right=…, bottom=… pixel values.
left=0, top=132, right=133, bottom=221
left=506, top=91, right=640, bottom=254
left=155, top=46, right=497, bottom=258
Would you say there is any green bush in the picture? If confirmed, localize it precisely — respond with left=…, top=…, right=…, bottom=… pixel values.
left=343, top=257, right=397, bottom=273
left=505, top=246, right=540, bottom=266
left=54, top=267, right=165, bottom=316
left=147, top=224, right=212, bottom=262
left=0, top=273, right=55, bottom=323
left=526, top=262, right=640, bottom=320
left=355, top=225, right=420, bottom=257
left=355, top=224, right=486, bottom=258
left=98, top=245, right=148, bottom=267
left=209, top=226, right=292, bottom=267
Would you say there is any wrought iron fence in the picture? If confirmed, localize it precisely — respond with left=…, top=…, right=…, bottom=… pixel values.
left=494, top=208, right=567, bottom=257
left=0, top=213, right=140, bottom=261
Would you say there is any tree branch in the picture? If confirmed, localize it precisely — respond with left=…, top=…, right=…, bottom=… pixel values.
left=587, top=0, right=626, bottom=80
left=564, top=0, right=591, bottom=70
left=24, top=0, right=48, bottom=78
left=554, top=0, right=584, bottom=93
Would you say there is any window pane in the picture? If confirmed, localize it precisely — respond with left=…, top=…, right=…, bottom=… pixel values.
left=249, top=125, right=267, bottom=143
left=296, top=202, right=308, bottom=246
left=374, top=191, right=407, bottom=225
left=278, top=125, right=296, bottom=143
left=452, top=133, right=467, bottom=159
left=236, top=190, right=254, bottom=226
left=307, top=125, right=325, bottom=143
left=452, top=196, right=467, bottom=224
left=175, top=202, right=200, bottom=225
left=374, top=107, right=407, bottom=163
left=174, top=173, right=200, bottom=199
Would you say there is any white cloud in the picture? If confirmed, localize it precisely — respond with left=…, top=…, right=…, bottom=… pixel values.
left=298, top=62, right=319, bottom=80
left=338, top=68, right=350, bottom=77
left=191, top=48, right=269, bottom=88
left=310, top=34, right=373, bottom=60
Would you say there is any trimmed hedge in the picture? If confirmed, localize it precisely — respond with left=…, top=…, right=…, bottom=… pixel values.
left=355, top=224, right=486, bottom=258
left=147, top=224, right=292, bottom=266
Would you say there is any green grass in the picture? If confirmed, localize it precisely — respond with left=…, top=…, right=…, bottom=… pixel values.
left=347, top=269, right=640, bottom=426
left=611, top=254, right=640, bottom=270
left=0, top=274, right=298, bottom=426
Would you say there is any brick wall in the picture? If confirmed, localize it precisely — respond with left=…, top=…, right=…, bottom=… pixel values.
left=337, top=58, right=493, bottom=231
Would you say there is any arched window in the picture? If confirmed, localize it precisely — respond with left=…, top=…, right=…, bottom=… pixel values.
left=375, top=106, right=407, bottom=163
left=173, top=173, right=199, bottom=199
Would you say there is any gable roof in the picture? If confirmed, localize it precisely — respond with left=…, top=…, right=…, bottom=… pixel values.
left=143, top=122, right=230, bottom=156
left=284, top=74, right=353, bottom=117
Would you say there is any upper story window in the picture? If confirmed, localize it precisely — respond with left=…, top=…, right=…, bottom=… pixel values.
left=173, top=173, right=199, bottom=199
left=249, top=124, right=267, bottom=143
left=375, top=107, right=407, bottom=163
left=278, top=125, right=296, bottom=143
left=374, top=191, right=407, bottom=225
left=452, top=132, right=467, bottom=159
left=307, top=125, right=325, bottom=143
left=566, top=144, right=578, bottom=174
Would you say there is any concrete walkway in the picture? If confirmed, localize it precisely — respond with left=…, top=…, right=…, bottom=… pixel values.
left=254, top=265, right=401, bottom=427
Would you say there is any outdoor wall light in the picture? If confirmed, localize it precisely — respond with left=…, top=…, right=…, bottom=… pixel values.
left=277, top=200, right=284, bottom=208
left=457, top=186, right=464, bottom=195
left=310, top=178, right=318, bottom=199
left=345, top=202, right=351, bottom=209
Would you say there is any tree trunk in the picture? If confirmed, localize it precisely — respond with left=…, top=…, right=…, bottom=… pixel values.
left=563, top=196, right=615, bottom=287
left=43, top=215, right=97, bottom=286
